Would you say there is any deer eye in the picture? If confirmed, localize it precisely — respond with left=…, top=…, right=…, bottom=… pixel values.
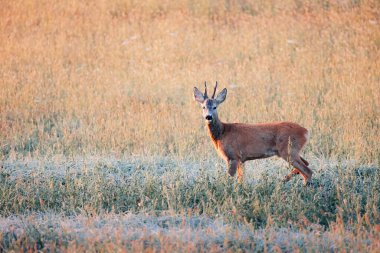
left=202, top=106, right=205, bottom=109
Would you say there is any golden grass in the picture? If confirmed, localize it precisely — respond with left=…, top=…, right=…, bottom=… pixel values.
left=1, top=0, right=379, bottom=162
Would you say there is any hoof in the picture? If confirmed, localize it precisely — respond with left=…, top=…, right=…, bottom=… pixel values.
left=303, top=180, right=312, bottom=187
left=228, top=169, right=236, bottom=177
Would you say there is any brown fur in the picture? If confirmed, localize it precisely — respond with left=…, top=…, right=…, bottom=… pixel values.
left=207, top=121, right=312, bottom=184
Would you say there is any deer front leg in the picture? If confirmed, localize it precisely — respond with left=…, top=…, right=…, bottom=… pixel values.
left=227, top=160, right=239, bottom=177
left=237, top=163, right=244, bottom=183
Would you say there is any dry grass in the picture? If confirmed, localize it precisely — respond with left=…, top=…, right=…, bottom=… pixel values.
left=0, top=0, right=380, bottom=251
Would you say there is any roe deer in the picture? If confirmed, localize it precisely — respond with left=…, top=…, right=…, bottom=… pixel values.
left=193, top=82, right=312, bottom=185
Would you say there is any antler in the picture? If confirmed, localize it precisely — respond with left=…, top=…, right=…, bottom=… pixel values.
left=212, top=81, right=218, bottom=99
left=204, top=81, right=208, bottom=98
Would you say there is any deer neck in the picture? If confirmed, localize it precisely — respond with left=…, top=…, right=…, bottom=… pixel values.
left=206, top=116, right=224, bottom=142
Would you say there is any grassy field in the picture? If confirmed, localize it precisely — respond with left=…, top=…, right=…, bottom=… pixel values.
left=1, top=0, right=380, bottom=251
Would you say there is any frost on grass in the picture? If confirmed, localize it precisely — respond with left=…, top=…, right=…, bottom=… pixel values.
left=0, top=156, right=379, bottom=251
left=0, top=213, right=377, bottom=252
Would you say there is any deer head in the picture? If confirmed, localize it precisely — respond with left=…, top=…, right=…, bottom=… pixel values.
left=193, top=82, right=227, bottom=122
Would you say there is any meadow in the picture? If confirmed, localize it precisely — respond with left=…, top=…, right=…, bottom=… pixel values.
left=0, top=0, right=379, bottom=251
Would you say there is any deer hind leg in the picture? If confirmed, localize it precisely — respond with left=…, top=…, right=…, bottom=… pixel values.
left=283, top=168, right=300, bottom=182
left=283, top=160, right=309, bottom=182
left=297, top=156, right=312, bottom=179
left=292, top=159, right=313, bottom=185
left=300, top=156, right=309, bottom=166
left=280, top=149, right=312, bottom=185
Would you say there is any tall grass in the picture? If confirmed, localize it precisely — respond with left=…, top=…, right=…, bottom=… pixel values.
left=0, top=0, right=379, bottom=251
left=1, top=0, right=379, bottom=162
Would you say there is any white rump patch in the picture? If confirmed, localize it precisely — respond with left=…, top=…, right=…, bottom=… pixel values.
left=304, top=131, right=309, bottom=141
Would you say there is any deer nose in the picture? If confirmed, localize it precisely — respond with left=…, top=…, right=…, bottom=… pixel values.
left=205, top=115, right=212, bottom=121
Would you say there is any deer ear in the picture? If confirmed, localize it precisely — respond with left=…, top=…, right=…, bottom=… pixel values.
left=215, top=88, right=227, bottom=105
left=193, top=87, right=205, bottom=103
